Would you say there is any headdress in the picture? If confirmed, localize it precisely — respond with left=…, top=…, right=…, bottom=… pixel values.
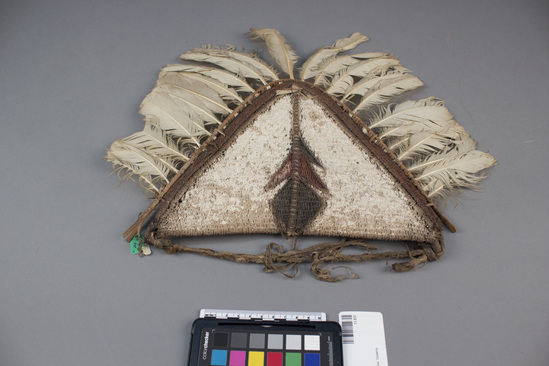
left=107, top=29, right=496, bottom=280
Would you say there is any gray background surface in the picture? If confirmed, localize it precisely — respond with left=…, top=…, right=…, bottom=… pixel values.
left=1, top=0, right=548, bottom=365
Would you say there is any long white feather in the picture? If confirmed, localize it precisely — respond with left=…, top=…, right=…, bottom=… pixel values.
left=250, top=28, right=298, bottom=79
left=300, top=32, right=369, bottom=81
left=352, top=75, right=424, bottom=113
left=325, top=57, right=401, bottom=95
left=140, top=91, right=210, bottom=146
left=314, top=53, right=395, bottom=87
left=395, top=121, right=467, bottom=161
left=180, top=46, right=279, bottom=85
left=123, top=122, right=190, bottom=164
left=158, top=73, right=232, bottom=114
left=416, top=149, right=497, bottom=198
left=367, top=97, right=453, bottom=131
left=378, top=113, right=454, bottom=139
left=106, top=140, right=174, bottom=193
left=407, top=137, right=478, bottom=173
left=341, top=66, right=409, bottom=101
left=160, top=69, right=243, bottom=103
left=161, top=64, right=255, bottom=93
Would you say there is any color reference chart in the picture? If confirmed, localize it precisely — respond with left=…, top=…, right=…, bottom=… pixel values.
left=198, top=328, right=331, bottom=366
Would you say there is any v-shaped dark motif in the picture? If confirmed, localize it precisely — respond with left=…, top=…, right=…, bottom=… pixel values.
left=266, top=91, right=328, bottom=237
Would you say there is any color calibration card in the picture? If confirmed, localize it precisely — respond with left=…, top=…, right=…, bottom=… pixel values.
left=188, top=318, right=342, bottom=366
left=338, top=311, right=388, bottom=366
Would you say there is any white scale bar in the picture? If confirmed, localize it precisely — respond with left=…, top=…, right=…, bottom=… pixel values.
left=200, top=309, right=326, bottom=321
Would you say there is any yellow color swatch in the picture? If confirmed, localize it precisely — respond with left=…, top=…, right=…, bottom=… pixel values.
left=248, top=351, right=264, bottom=366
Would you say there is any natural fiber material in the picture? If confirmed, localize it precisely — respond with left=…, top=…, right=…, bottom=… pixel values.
left=107, top=29, right=496, bottom=280
left=152, top=81, right=443, bottom=249
left=148, top=234, right=436, bottom=281
left=145, top=80, right=445, bottom=274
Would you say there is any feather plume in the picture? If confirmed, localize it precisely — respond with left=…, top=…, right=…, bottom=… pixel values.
left=341, top=66, right=409, bottom=101
left=161, top=64, right=255, bottom=94
left=180, top=46, right=279, bottom=85
left=160, top=68, right=243, bottom=103
left=158, top=73, right=232, bottom=114
left=394, top=121, right=468, bottom=161
left=313, top=52, right=393, bottom=87
left=300, top=32, right=369, bottom=81
left=352, top=75, right=424, bottom=113
left=367, top=97, right=453, bottom=131
left=325, top=57, right=401, bottom=95
left=123, top=122, right=190, bottom=164
left=106, top=140, right=175, bottom=194
left=407, top=136, right=477, bottom=174
left=250, top=28, right=299, bottom=79
left=140, top=90, right=210, bottom=146
left=415, top=149, right=497, bottom=199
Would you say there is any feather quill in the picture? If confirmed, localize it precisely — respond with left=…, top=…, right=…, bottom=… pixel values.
left=325, top=57, right=401, bottom=95
left=407, top=136, right=477, bottom=173
left=158, top=73, right=232, bottom=114
left=415, top=149, right=497, bottom=198
left=161, top=64, right=255, bottom=94
left=160, top=69, right=243, bottom=103
left=250, top=28, right=298, bottom=79
left=140, top=91, right=210, bottom=146
left=367, top=97, right=453, bottom=131
left=123, top=122, right=190, bottom=164
left=352, top=75, right=424, bottom=113
left=106, top=140, right=174, bottom=193
left=181, top=46, right=279, bottom=85
left=394, top=122, right=467, bottom=161
left=341, top=66, right=408, bottom=101
left=300, top=32, right=369, bottom=81
left=314, top=53, right=395, bottom=87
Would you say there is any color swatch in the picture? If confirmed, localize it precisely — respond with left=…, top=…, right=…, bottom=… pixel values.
left=199, top=330, right=328, bottom=366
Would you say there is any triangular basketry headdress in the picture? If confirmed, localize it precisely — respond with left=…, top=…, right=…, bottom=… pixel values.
left=107, top=28, right=496, bottom=281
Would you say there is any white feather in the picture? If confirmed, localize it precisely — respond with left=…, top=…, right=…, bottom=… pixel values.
left=407, top=137, right=478, bottom=173
left=352, top=75, right=424, bottom=113
left=106, top=140, right=174, bottom=193
left=325, top=57, right=401, bottom=95
left=367, top=97, right=453, bottom=131
left=313, top=52, right=394, bottom=86
left=159, top=69, right=243, bottom=103
left=140, top=91, right=210, bottom=146
left=300, top=32, right=369, bottom=81
left=181, top=46, right=278, bottom=85
left=394, top=122, right=467, bottom=161
left=161, top=64, right=255, bottom=93
left=123, top=122, right=190, bottom=164
left=158, top=73, right=232, bottom=115
left=416, top=149, right=497, bottom=198
left=341, top=66, right=409, bottom=101
left=250, top=28, right=299, bottom=79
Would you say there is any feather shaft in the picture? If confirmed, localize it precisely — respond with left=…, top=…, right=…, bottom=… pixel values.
left=161, top=69, right=243, bottom=102
left=140, top=91, right=209, bottom=146
left=352, top=75, right=424, bottom=112
left=325, top=57, right=401, bottom=95
left=313, top=52, right=393, bottom=86
left=300, top=32, right=369, bottom=81
left=161, top=64, right=255, bottom=93
left=250, top=28, right=298, bottom=78
left=123, top=122, right=190, bottom=162
left=367, top=97, right=450, bottom=130
left=181, top=47, right=278, bottom=84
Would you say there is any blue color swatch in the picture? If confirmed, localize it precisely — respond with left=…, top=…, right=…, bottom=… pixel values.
left=211, top=349, right=228, bottom=365
left=304, top=352, right=320, bottom=366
